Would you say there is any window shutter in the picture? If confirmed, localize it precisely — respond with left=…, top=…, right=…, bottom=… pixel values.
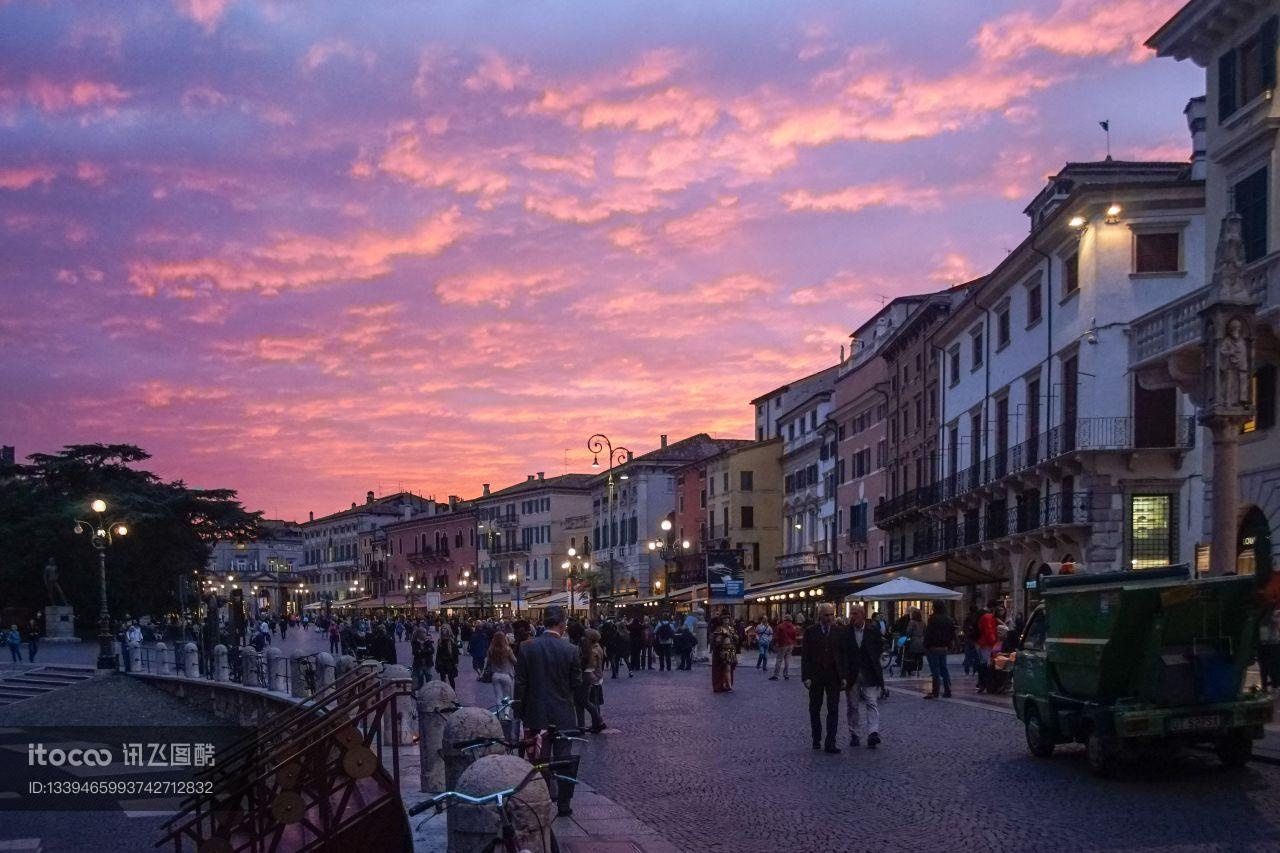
left=1219, top=49, right=1238, bottom=120
left=1262, top=16, right=1278, bottom=91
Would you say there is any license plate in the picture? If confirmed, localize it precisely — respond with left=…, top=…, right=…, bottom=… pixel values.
left=1168, top=714, right=1221, bottom=732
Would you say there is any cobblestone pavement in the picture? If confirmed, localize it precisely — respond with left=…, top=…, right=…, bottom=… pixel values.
left=560, top=659, right=1280, bottom=853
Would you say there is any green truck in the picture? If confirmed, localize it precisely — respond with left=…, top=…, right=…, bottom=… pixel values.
left=1013, top=565, right=1274, bottom=776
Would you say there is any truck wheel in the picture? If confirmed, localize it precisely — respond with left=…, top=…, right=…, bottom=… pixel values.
left=1086, top=733, right=1120, bottom=779
left=1024, top=709, right=1056, bottom=758
left=1215, top=730, right=1252, bottom=768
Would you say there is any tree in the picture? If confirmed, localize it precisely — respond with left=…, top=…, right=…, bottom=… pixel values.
left=0, top=444, right=260, bottom=626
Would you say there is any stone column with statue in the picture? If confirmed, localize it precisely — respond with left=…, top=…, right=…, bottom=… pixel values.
left=1199, top=211, right=1261, bottom=577
left=42, top=558, right=79, bottom=643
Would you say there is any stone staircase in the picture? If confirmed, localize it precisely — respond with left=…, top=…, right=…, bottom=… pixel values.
left=0, top=665, right=97, bottom=706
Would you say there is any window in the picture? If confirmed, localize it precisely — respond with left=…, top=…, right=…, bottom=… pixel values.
left=722, top=506, right=729, bottom=536
left=740, top=471, right=754, bottom=491
left=1027, top=281, right=1043, bottom=326
left=723, top=472, right=730, bottom=492
left=1134, top=232, right=1181, bottom=273
left=1129, top=494, right=1177, bottom=569
left=741, top=506, right=754, bottom=529
left=1218, top=16, right=1277, bottom=121
left=948, top=346, right=960, bottom=387
left=970, top=327, right=984, bottom=370
left=1021, top=610, right=1047, bottom=652
left=1063, top=251, right=1080, bottom=297
left=788, top=422, right=796, bottom=440
left=1235, top=167, right=1269, bottom=262
left=996, top=307, right=1011, bottom=348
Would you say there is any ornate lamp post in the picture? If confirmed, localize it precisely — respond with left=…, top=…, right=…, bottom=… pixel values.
left=508, top=571, right=522, bottom=618
left=587, top=434, right=632, bottom=599
left=561, top=547, right=590, bottom=620
left=74, top=498, right=131, bottom=669
left=647, top=512, right=691, bottom=614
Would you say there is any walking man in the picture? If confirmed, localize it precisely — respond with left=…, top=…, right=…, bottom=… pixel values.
left=514, top=606, right=583, bottom=817
left=654, top=615, right=675, bottom=671
left=840, top=604, right=883, bottom=748
left=801, top=603, right=843, bottom=753
left=769, top=614, right=797, bottom=680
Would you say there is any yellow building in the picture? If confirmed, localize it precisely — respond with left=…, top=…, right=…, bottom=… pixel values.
left=705, top=438, right=783, bottom=583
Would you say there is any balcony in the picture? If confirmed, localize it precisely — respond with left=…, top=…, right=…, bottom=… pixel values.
left=777, top=551, right=820, bottom=579
left=924, top=416, right=1194, bottom=512
left=1130, top=253, right=1278, bottom=369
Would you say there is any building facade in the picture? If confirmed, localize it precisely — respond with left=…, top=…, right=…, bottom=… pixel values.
left=777, top=381, right=837, bottom=579
left=832, top=297, right=924, bottom=573
left=299, top=491, right=430, bottom=608
left=473, top=473, right=594, bottom=603
left=590, top=434, right=750, bottom=600
left=381, top=498, right=476, bottom=609
left=705, top=438, right=784, bottom=583
left=925, top=159, right=1206, bottom=613
left=1149, top=1, right=1280, bottom=592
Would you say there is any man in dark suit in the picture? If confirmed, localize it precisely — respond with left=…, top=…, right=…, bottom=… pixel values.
left=801, top=603, right=844, bottom=753
left=840, top=604, right=884, bottom=748
left=514, top=605, right=582, bottom=815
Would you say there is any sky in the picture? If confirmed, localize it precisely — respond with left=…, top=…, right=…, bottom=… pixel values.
left=0, top=0, right=1204, bottom=520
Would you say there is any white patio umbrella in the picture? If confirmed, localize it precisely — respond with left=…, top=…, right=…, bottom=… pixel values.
left=844, top=577, right=961, bottom=601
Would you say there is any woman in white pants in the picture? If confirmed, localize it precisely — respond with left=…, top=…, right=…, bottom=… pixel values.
left=487, top=631, right=518, bottom=740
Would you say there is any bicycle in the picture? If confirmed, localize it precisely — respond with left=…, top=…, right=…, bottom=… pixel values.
left=408, top=758, right=578, bottom=853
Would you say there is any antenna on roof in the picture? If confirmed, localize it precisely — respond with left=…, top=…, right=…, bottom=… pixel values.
left=564, top=449, right=570, bottom=474
left=875, top=294, right=888, bottom=307
left=1099, top=119, right=1111, bottom=161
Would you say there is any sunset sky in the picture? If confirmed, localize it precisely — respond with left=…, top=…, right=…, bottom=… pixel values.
left=1, top=0, right=1201, bottom=520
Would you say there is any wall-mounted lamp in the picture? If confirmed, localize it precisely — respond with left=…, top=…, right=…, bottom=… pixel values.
left=1068, top=215, right=1088, bottom=236
left=1104, top=204, right=1122, bottom=225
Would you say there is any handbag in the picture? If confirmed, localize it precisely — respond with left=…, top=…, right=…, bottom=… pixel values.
left=478, top=661, right=493, bottom=683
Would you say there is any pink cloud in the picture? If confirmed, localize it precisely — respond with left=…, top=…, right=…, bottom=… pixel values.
left=173, top=0, right=233, bottom=33
left=781, top=181, right=942, bottom=213
left=301, top=39, right=376, bottom=73
left=580, top=87, right=719, bottom=135
left=929, top=251, right=980, bottom=285
left=975, top=0, right=1186, bottom=64
left=10, top=77, right=130, bottom=114
left=464, top=50, right=532, bottom=92
left=662, top=195, right=749, bottom=248
left=435, top=268, right=571, bottom=308
left=523, top=186, right=667, bottom=224
left=0, top=165, right=58, bottom=190
left=128, top=208, right=467, bottom=294
left=366, top=133, right=511, bottom=196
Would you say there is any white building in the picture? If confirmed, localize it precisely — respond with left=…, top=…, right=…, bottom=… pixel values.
left=473, top=472, right=594, bottom=600
left=1148, top=1, right=1280, bottom=587
left=590, top=434, right=749, bottom=600
left=299, top=491, right=430, bottom=606
left=926, top=157, right=1207, bottom=613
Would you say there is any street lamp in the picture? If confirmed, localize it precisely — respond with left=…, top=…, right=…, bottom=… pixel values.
left=563, top=547, right=590, bottom=620
left=508, top=571, right=522, bottom=618
left=647, top=512, right=691, bottom=614
left=587, top=434, right=632, bottom=599
left=74, top=498, right=131, bottom=669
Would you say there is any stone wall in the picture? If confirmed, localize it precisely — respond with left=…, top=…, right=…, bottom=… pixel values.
left=131, top=673, right=299, bottom=727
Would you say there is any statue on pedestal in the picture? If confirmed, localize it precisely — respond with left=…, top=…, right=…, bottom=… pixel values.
left=44, top=558, right=68, bottom=607
left=1217, top=319, right=1251, bottom=408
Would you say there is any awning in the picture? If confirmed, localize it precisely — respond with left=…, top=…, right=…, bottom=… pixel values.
left=846, top=555, right=1002, bottom=587
left=745, top=572, right=857, bottom=602
left=523, top=592, right=590, bottom=610
left=845, top=577, right=962, bottom=602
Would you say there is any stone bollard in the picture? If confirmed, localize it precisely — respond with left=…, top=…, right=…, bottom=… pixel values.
left=449, top=755, right=554, bottom=853
left=212, top=645, right=229, bottom=682
left=127, top=641, right=141, bottom=673
left=241, top=648, right=261, bottom=687
left=290, top=651, right=313, bottom=698
left=264, top=647, right=287, bottom=693
left=378, top=665, right=415, bottom=745
left=417, top=680, right=456, bottom=793
left=335, top=654, right=357, bottom=679
left=156, top=642, right=173, bottom=675
left=183, top=642, right=200, bottom=678
left=316, top=652, right=336, bottom=690
left=440, top=707, right=504, bottom=792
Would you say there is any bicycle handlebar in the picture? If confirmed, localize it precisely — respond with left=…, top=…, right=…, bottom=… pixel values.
left=406, top=759, right=580, bottom=816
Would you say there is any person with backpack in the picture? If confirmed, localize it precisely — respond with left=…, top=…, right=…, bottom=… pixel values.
left=674, top=623, right=696, bottom=671
left=654, top=616, right=676, bottom=671
left=754, top=617, right=773, bottom=670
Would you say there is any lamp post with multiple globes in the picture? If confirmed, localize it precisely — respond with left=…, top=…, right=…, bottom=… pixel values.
left=561, top=547, right=590, bottom=620
left=74, top=498, right=131, bottom=669
left=647, top=513, right=691, bottom=614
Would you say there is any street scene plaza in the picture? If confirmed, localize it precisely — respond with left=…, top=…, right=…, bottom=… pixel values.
left=4, top=0, right=1280, bottom=851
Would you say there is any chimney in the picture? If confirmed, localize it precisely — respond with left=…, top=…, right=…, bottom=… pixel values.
left=309, top=510, right=314, bottom=522
left=840, top=344, right=845, bottom=362
left=537, top=471, right=545, bottom=481
left=351, top=502, right=357, bottom=510
left=448, top=495, right=459, bottom=509
left=482, top=483, right=491, bottom=497
left=526, top=474, right=535, bottom=482
left=1185, top=96, right=1207, bottom=181
left=626, top=450, right=634, bottom=461
left=659, top=434, right=668, bottom=448
left=366, top=490, right=375, bottom=505
left=402, top=505, right=413, bottom=519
